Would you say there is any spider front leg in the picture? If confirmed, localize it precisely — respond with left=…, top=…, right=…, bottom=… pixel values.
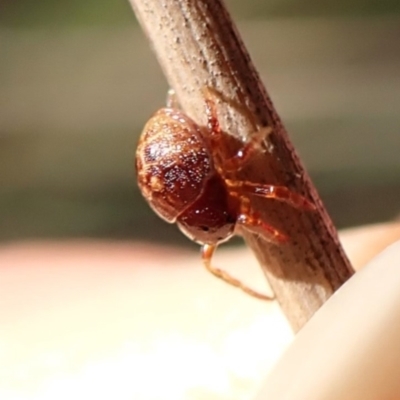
left=203, top=88, right=272, bottom=172
left=201, top=243, right=274, bottom=301
left=203, top=90, right=222, bottom=136
left=222, top=126, right=272, bottom=172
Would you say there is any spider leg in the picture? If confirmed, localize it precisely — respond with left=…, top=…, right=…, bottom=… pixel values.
left=201, top=243, right=274, bottom=301
left=203, top=90, right=221, bottom=136
left=202, top=89, right=229, bottom=175
left=166, top=88, right=180, bottom=109
left=236, top=198, right=289, bottom=243
left=202, top=88, right=273, bottom=173
left=223, top=126, right=272, bottom=172
left=226, top=181, right=315, bottom=211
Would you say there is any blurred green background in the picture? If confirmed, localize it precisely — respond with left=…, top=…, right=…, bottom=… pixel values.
left=1, top=0, right=400, bottom=246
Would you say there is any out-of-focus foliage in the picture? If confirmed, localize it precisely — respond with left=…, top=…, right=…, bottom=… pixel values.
left=1, top=0, right=400, bottom=28
left=1, top=0, right=400, bottom=244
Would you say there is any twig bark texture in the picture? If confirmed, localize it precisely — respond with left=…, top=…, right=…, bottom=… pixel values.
left=129, top=0, right=354, bottom=332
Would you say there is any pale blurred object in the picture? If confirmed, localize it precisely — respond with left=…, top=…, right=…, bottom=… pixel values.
left=256, top=228, right=400, bottom=400
left=339, top=222, right=400, bottom=269
left=1, top=222, right=400, bottom=399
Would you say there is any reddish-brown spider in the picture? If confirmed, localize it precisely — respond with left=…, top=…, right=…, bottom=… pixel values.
left=135, top=89, right=314, bottom=300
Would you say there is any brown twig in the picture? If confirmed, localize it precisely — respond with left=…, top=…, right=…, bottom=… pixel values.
left=129, top=0, right=354, bottom=332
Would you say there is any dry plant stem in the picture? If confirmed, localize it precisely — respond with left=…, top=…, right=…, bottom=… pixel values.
left=129, top=0, right=355, bottom=331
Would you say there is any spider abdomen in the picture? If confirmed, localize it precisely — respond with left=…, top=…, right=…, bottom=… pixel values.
left=135, top=108, right=212, bottom=222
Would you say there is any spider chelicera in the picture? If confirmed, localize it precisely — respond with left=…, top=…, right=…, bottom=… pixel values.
left=135, top=89, right=314, bottom=300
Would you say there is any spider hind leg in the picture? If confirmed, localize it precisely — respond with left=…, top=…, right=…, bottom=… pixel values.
left=201, top=243, right=274, bottom=301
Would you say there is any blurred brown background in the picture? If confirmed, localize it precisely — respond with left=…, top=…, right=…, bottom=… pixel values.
left=1, top=0, right=400, bottom=247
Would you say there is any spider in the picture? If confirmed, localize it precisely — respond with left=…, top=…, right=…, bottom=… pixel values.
left=135, top=89, right=314, bottom=300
